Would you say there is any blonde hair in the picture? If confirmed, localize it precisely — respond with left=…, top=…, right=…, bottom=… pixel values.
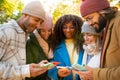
left=94, top=35, right=102, bottom=54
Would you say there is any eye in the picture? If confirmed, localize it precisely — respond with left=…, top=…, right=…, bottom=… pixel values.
left=87, top=33, right=93, bottom=36
left=33, top=17, right=41, bottom=23
left=63, top=26, right=67, bottom=29
left=34, top=19, right=39, bottom=22
left=63, top=26, right=74, bottom=30
left=70, top=26, right=74, bottom=29
left=40, top=29, right=46, bottom=32
left=48, top=29, right=52, bottom=32
left=85, top=17, right=93, bottom=22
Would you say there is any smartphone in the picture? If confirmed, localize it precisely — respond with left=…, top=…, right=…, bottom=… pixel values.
left=71, top=64, right=87, bottom=71
left=56, top=66, right=72, bottom=70
left=56, top=66, right=67, bottom=69
left=52, top=62, right=60, bottom=65
left=41, top=63, right=54, bottom=68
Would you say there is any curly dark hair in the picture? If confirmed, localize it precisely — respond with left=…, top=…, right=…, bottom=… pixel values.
left=51, top=14, right=84, bottom=52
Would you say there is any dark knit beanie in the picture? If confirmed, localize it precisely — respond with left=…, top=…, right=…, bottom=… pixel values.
left=80, top=0, right=110, bottom=17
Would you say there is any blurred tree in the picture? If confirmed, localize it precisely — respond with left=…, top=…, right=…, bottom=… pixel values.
left=0, top=0, right=119, bottom=24
left=52, top=0, right=81, bottom=24
left=110, top=0, right=120, bottom=8
left=51, top=0, right=119, bottom=24
left=0, top=0, right=23, bottom=24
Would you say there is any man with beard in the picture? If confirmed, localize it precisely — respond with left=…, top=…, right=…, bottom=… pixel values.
left=0, top=1, right=50, bottom=80
left=72, top=0, right=120, bottom=80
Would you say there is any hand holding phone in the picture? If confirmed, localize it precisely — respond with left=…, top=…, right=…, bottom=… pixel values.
left=40, top=62, right=60, bottom=69
left=40, top=63, right=54, bottom=68
left=57, top=66, right=71, bottom=77
left=71, top=64, right=87, bottom=71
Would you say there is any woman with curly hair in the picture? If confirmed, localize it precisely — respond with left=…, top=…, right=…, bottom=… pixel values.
left=48, top=14, right=84, bottom=80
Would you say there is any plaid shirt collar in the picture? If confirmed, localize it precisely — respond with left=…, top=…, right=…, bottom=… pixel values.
left=8, top=19, right=25, bottom=34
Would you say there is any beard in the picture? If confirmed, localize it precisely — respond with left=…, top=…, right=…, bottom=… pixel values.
left=95, top=14, right=107, bottom=33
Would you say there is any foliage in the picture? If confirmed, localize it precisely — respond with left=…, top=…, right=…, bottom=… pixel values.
left=109, top=0, right=120, bottom=7
left=0, top=0, right=23, bottom=23
left=52, top=0, right=119, bottom=24
left=52, top=0, right=82, bottom=24
left=0, top=0, right=119, bottom=24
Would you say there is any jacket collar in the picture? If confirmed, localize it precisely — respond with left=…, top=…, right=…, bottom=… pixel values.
left=8, top=19, right=25, bottom=33
left=56, top=41, right=71, bottom=66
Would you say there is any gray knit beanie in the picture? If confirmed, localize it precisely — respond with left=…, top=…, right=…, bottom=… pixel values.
left=81, top=22, right=100, bottom=35
left=22, top=1, right=45, bottom=21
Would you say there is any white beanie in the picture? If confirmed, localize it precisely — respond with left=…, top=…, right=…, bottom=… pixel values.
left=22, top=1, right=45, bottom=21
left=81, top=22, right=100, bottom=35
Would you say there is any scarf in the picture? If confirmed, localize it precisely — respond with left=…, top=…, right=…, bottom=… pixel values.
left=83, top=44, right=97, bottom=55
left=82, top=44, right=101, bottom=68
left=34, top=30, right=53, bottom=59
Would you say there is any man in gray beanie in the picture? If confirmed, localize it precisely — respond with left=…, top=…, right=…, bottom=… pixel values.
left=0, top=1, right=51, bottom=80
left=78, top=0, right=120, bottom=80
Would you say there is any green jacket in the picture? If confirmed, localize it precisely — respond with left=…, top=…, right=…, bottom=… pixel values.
left=26, top=33, right=50, bottom=80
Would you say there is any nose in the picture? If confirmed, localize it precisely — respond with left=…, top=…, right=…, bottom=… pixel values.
left=87, top=20, right=93, bottom=26
left=84, top=35, right=87, bottom=40
left=66, top=28, right=71, bottom=32
left=46, top=31, right=49, bottom=36
left=44, top=32, right=51, bottom=40
left=36, top=22, right=41, bottom=28
left=84, top=34, right=88, bottom=40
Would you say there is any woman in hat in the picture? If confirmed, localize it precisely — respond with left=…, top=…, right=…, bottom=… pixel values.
left=81, top=22, right=102, bottom=68
left=72, top=22, right=102, bottom=79
left=26, top=13, right=53, bottom=80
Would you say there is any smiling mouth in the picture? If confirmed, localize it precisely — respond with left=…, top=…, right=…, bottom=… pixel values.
left=66, top=34, right=71, bottom=36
